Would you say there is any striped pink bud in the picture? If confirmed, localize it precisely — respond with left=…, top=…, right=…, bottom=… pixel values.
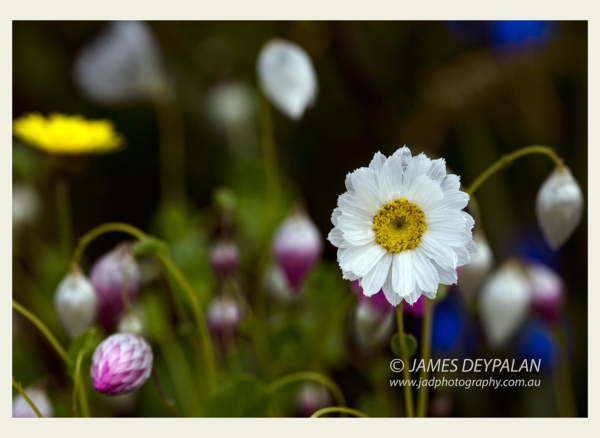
left=90, top=243, right=140, bottom=329
left=91, top=333, right=153, bottom=396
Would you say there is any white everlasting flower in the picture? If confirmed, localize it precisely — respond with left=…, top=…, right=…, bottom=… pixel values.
left=73, top=21, right=165, bottom=105
left=12, top=387, right=53, bottom=418
left=457, top=230, right=494, bottom=301
left=328, top=147, right=476, bottom=306
left=257, top=39, right=318, bottom=120
left=536, top=165, right=584, bottom=250
left=54, top=268, right=98, bottom=338
left=479, top=260, right=531, bottom=348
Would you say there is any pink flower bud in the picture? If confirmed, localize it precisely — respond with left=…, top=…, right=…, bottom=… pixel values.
left=527, top=263, right=565, bottom=323
left=54, top=267, right=98, bottom=338
left=91, top=333, right=153, bottom=396
left=295, top=383, right=331, bottom=417
left=12, top=387, right=53, bottom=418
left=90, top=243, right=140, bottom=329
left=536, top=165, right=584, bottom=250
left=209, top=240, right=239, bottom=279
left=273, top=210, right=322, bottom=291
left=207, top=296, right=242, bottom=349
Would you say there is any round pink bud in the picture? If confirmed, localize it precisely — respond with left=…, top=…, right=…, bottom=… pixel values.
left=90, top=243, right=140, bottom=330
left=91, top=333, right=153, bottom=396
left=207, top=296, right=242, bottom=349
left=273, top=210, right=322, bottom=291
left=295, top=383, right=331, bottom=417
left=209, top=240, right=239, bottom=279
left=527, top=263, right=565, bottom=324
left=12, top=387, right=53, bottom=418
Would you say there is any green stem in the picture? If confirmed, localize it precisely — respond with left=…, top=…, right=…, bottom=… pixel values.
left=151, top=367, right=181, bottom=417
left=153, top=93, right=186, bottom=207
left=465, top=145, right=562, bottom=197
left=416, top=299, right=433, bottom=417
left=267, top=371, right=347, bottom=410
left=12, top=300, right=71, bottom=366
left=72, top=222, right=147, bottom=265
left=12, top=377, right=43, bottom=418
left=72, top=349, right=89, bottom=417
left=396, top=306, right=414, bottom=418
left=311, top=407, right=368, bottom=418
left=553, top=326, right=577, bottom=417
left=56, top=177, right=73, bottom=256
left=157, top=254, right=217, bottom=393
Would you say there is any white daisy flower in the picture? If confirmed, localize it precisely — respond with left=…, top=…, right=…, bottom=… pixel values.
left=328, top=146, right=476, bottom=306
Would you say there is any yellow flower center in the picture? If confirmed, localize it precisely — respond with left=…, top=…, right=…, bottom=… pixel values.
left=372, top=198, right=427, bottom=253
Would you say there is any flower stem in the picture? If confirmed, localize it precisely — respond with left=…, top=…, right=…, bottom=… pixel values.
left=416, top=299, right=433, bottom=417
left=12, top=377, right=43, bottom=418
left=267, top=371, right=347, bottom=411
left=311, top=407, right=368, bottom=418
left=72, top=222, right=147, bottom=265
left=553, top=326, right=577, bottom=417
left=465, top=145, right=563, bottom=197
left=151, top=367, right=181, bottom=417
left=153, top=94, right=187, bottom=207
left=157, top=254, right=217, bottom=394
left=72, top=348, right=90, bottom=417
left=396, top=306, right=414, bottom=417
left=12, top=300, right=71, bottom=366
left=55, top=177, right=73, bottom=256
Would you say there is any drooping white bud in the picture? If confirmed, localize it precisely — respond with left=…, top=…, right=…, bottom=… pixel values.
left=536, top=165, right=584, bottom=250
left=117, top=312, right=144, bottom=336
left=273, top=209, right=323, bottom=291
left=54, top=266, right=98, bottom=338
left=295, top=382, right=332, bottom=417
left=353, top=300, right=395, bottom=352
left=73, top=21, right=166, bottom=105
left=205, top=81, right=257, bottom=130
left=457, top=230, right=494, bottom=301
left=12, top=387, right=53, bottom=418
left=257, top=39, right=318, bottom=120
left=527, top=263, right=565, bottom=324
left=479, top=260, right=531, bottom=348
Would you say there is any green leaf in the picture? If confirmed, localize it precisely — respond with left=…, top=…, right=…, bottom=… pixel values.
left=391, top=333, right=418, bottom=359
left=133, top=236, right=170, bottom=258
left=204, top=374, right=269, bottom=417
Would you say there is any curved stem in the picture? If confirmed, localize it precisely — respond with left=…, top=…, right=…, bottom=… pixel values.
left=12, top=377, right=43, bottom=418
left=465, top=145, right=563, bottom=197
left=12, top=300, right=71, bottom=366
left=72, top=349, right=89, bottom=417
left=157, top=254, right=217, bottom=393
left=151, top=367, right=181, bottom=417
left=267, top=371, right=347, bottom=411
left=396, top=306, right=414, bottom=417
left=72, top=222, right=147, bottom=265
left=416, top=299, right=433, bottom=417
left=311, top=407, right=368, bottom=418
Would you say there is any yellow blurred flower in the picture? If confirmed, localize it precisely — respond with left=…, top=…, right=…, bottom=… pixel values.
left=13, top=113, right=124, bottom=155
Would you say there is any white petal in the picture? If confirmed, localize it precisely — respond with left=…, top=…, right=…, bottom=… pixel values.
left=340, top=243, right=387, bottom=276
left=391, top=251, right=415, bottom=298
left=411, top=248, right=439, bottom=294
left=431, top=260, right=458, bottom=285
left=430, top=190, right=469, bottom=213
left=327, top=227, right=349, bottom=248
left=378, top=152, right=405, bottom=203
left=361, top=253, right=392, bottom=296
left=427, top=158, right=447, bottom=184
left=419, top=232, right=458, bottom=272
left=441, top=174, right=461, bottom=192
left=350, top=168, right=382, bottom=214
left=341, top=229, right=375, bottom=246
left=402, top=154, right=432, bottom=194
left=369, top=152, right=387, bottom=172
left=331, top=207, right=342, bottom=226
left=407, top=175, right=444, bottom=211
left=382, top=273, right=402, bottom=306
left=452, top=246, right=471, bottom=266
left=338, top=193, right=373, bottom=221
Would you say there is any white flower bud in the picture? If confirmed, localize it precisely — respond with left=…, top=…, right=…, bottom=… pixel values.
left=73, top=21, right=165, bottom=105
left=13, top=183, right=39, bottom=230
left=12, top=387, right=53, bottom=418
left=536, top=165, right=584, bottom=250
left=54, top=267, right=98, bottom=338
left=353, top=301, right=395, bottom=352
left=257, top=39, right=318, bottom=120
left=479, top=260, right=531, bottom=348
left=117, top=312, right=144, bottom=336
left=457, top=230, right=494, bottom=300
